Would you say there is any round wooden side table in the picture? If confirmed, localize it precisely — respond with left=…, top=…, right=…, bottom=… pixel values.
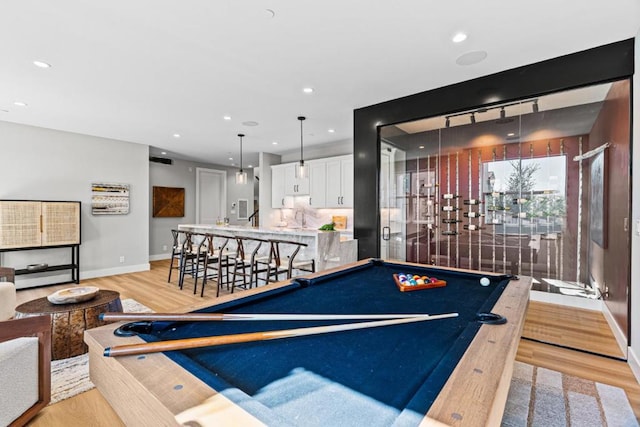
left=15, top=289, right=122, bottom=360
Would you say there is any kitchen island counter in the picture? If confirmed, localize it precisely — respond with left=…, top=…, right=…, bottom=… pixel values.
left=178, top=224, right=357, bottom=272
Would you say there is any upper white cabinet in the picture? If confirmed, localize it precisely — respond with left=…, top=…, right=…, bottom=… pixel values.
left=271, top=155, right=353, bottom=209
left=325, top=155, right=353, bottom=208
left=271, top=163, right=310, bottom=208
left=283, top=164, right=309, bottom=195
left=309, top=160, right=327, bottom=208
left=271, top=166, right=287, bottom=208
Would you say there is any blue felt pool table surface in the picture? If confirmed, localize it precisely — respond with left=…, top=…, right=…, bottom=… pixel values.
left=87, top=259, right=531, bottom=427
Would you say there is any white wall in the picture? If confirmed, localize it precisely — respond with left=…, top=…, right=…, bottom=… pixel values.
left=278, top=139, right=353, bottom=163
left=629, top=34, right=640, bottom=378
left=0, top=121, right=149, bottom=287
left=149, top=158, right=254, bottom=260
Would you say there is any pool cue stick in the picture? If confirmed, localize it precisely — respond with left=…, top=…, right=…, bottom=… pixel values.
left=100, top=312, right=445, bottom=322
left=104, top=313, right=460, bottom=357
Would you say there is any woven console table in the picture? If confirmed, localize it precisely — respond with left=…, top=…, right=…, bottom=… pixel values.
left=15, top=289, right=122, bottom=360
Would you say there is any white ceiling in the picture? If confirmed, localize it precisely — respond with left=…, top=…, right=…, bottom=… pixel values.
left=1, top=1, right=639, bottom=167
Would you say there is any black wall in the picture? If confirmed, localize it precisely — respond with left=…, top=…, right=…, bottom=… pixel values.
left=353, top=38, right=635, bottom=260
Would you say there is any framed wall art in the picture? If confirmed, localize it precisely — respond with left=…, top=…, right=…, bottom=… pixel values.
left=92, top=183, right=130, bottom=215
left=153, top=186, right=185, bottom=217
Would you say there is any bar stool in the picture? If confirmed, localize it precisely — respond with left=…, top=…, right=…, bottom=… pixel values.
left=230, top=236, right=269, bottom=293
left=177, top=231, right=201, bottom=290
left=260, top=239, right=316, bottom=283
left=167, top=229, right=186, bottom=283
left=195, top=233, right=234, bottom=297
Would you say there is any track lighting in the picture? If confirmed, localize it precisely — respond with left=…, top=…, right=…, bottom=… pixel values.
left=532, top=100, right=539, bottom=113
left=470, top=113, right=476, bottom=124
left=445, top=117, right=450, bottom=128
left=500, top=107, right=506, bottom=119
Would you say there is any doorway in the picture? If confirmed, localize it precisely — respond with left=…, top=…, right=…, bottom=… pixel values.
left=195, top=168, right=227, bottom=224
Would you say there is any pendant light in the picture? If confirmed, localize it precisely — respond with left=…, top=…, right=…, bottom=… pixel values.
left=295, top=116, right=306, bottom=179
left=235, top=133, right=247, bottom=184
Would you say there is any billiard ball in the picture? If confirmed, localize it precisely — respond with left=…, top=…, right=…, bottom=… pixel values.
left=480, top=277, right=490, bottom=286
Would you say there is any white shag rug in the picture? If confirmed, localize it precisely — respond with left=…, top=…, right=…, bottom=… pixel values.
left=49, top=298, right=153, bottom=404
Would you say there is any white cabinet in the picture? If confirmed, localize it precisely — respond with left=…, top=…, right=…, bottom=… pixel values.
left=271, top=166, right=287, bottom=208
left=271, top=164, right=310, bottom=208
left=325, top=156, right=353, bottom=207
left=271, top=155, right=353, bottom=210
left=283, top=164, right=309, bottom=195
left=309, top=161, right=327, bottom=208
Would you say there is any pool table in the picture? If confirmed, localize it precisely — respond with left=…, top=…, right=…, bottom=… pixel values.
left=85, top=259, right=530, bottom=426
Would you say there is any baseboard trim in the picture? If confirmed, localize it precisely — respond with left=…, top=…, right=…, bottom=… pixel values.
left=13, top=263, right=151, bottom=289
left=601, top=302, right=629, bottom=359
left=629, top=347, right=640, bottom=383
left=81, top=263, right=150, bottom=280
left=149, top=253, right=172, bottom=261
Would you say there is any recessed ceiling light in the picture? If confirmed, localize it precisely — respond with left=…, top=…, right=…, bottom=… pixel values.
left=507, top=133, right=515, bottom=137
left=328, top=129, right=335, bottom=133
left=13, top=101, right=27, bottom=107
left=229, top=157, right=233, bottom=161
left=265, top=9, right=275, bottom=18
left=455, top=51, right=488, bottom=66
left=419, top=145, right=425, bottom=149
left=272, top=141, right=278, bottom=145
left=242, top=121, right=259, bottom=127
left=173, top=133, right=181, bottom=138
left=452, top=32, right=467, bottom=43
left=33, top=60, right=51, bottom=68
left=247, top=164, right=253, bottom=168
left=223, top=115, right=231, bottom=121
left=302, top=87, right=314, bottom=94
left=161, top=151, right=167, bottom=155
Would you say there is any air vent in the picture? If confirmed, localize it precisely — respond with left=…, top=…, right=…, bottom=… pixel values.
left=149, top=156, right=172, bottom=165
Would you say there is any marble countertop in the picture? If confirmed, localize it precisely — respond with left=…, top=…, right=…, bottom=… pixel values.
left=178, top=224, right=338, bottom=237
left=178, top=224, right=355, bottom=239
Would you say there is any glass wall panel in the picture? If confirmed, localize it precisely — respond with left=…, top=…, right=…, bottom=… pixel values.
left=379, top=81, right=631, bottom=307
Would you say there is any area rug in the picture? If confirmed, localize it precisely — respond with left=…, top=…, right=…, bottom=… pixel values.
left=49, top=298, right=153, bottom=404
left=502, top=361, right=638, bottom=426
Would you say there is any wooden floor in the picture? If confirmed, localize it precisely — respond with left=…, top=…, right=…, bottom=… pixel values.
left=18, top=260, right=640, bottom=426
left=522, top=300, right=625, bottom=359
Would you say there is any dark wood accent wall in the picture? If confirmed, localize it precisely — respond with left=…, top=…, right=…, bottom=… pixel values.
left=587, top=80, right=632, bottom=336
left=354, top=38, right=634, bottom=261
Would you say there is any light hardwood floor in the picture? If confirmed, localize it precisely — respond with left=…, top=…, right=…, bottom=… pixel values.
left=18, top=260, right=640, bottom=426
